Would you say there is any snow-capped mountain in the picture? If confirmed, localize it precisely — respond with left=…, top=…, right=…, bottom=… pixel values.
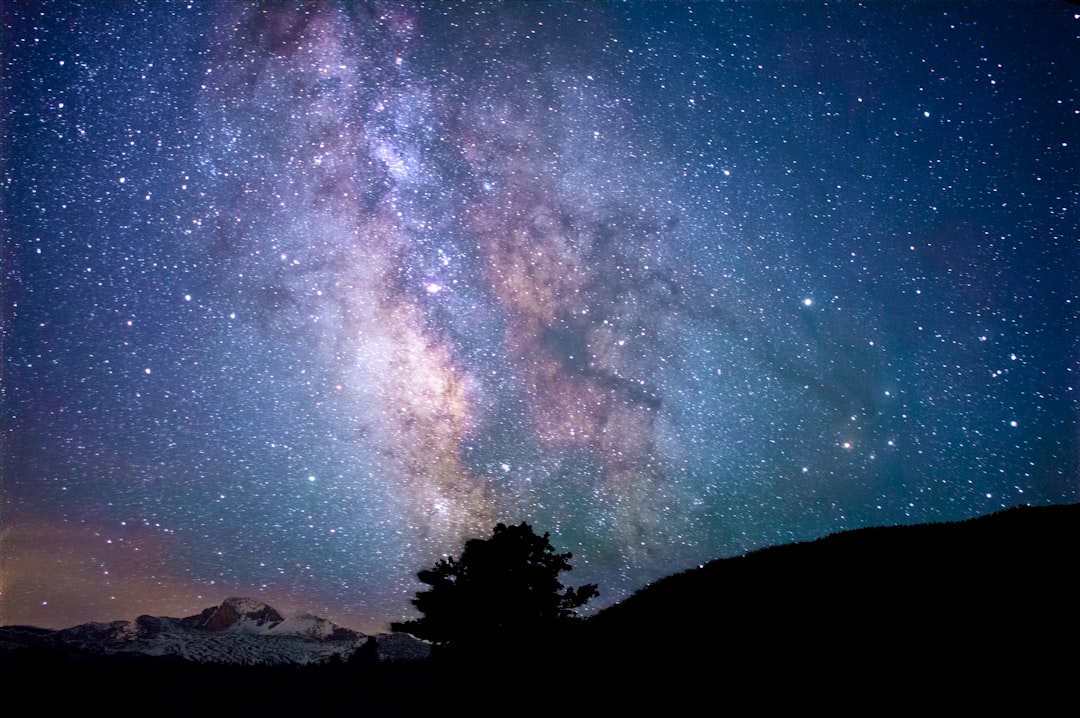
left=11, top=597, right=429, bottom=665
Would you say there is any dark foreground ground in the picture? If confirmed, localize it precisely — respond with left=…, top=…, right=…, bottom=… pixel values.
left=6, top=503, right=1077, bottom=715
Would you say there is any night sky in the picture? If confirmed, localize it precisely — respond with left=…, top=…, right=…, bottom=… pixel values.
left=3, top=2, right=1077, bottom=633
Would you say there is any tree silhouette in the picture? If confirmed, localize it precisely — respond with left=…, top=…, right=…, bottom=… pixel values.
left=391, top=522, right=598, bottom=652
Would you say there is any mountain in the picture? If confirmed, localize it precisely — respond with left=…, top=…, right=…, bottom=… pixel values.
left=577, top=502, right=1080, bottom=703
left=2, top=597, right=429, bottom=665
left=590, top=502, right=1080, bottom=636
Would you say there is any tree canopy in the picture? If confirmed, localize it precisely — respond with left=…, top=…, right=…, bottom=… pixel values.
left=392, top=522, right=598, bottom=651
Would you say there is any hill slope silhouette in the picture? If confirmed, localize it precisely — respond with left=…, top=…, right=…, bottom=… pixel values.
left=578, top=503, right=1078, bottom=709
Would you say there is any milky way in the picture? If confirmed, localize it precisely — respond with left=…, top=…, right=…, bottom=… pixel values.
left=3, top=2, right=1078, bottom=632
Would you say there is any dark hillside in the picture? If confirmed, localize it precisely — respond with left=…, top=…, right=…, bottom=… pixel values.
left=580, top=503, right=1079, bottom=706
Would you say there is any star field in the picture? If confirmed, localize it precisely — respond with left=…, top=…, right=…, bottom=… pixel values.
left=2, top=2, right=1077, bottom=633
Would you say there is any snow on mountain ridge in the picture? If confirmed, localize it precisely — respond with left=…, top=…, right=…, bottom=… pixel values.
left=274, top=612, right=340, bottom=639
left=6, top=598, right=432, bottom=665
left=46, top=598, right=366, bottom=665
left=183, top=597, right=285, bottom=632
left=221, top=597, right=277, bottom=616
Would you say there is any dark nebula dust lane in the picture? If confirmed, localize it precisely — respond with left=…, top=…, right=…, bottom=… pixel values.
left=3, top=2, right=1077, bottom=632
